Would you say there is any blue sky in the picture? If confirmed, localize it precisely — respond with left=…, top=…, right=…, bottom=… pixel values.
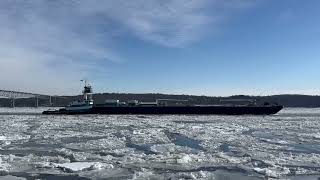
left=0, top=0, right=319, bottom=96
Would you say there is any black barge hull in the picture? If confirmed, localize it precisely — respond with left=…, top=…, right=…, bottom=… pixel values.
left=43, top=105, right=283, bottom=115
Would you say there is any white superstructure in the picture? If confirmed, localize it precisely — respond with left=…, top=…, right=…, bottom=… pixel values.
left=65, top=80, right=93, bottom=111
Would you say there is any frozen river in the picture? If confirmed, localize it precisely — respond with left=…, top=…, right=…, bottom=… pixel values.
left=0, top=108, right=320, bottom=179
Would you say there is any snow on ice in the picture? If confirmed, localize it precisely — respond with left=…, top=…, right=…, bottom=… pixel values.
left=0, top=108, right=319, bottom=179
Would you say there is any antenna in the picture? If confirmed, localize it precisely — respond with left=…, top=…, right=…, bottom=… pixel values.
left=81, top=79, right=93, bottom=101
left=81, top=79, right=88, bottom=87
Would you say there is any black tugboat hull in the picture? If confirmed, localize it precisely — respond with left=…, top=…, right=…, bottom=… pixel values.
left=43, top=105, right=283, bottom=115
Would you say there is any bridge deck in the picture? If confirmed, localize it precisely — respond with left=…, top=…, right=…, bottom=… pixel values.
left=0, top=90, right=52, bottom=107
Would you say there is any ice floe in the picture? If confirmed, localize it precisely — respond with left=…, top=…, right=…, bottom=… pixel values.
left=0, top=108, right=319, bottom=179
left=53, top=162, right=113, bottom=172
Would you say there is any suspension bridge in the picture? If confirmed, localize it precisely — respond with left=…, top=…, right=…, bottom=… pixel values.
left=0, top=90, right=53, bottom=107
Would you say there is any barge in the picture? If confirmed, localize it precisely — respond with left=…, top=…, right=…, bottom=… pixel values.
left=43, top=82, right=283, bottom=115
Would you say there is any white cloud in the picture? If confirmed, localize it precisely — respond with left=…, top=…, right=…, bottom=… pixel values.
left=74, top=0, right=257, bottom=47
left=0, top=0, right=256, bottom=95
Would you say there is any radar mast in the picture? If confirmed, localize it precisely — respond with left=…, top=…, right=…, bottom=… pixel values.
left=81, top=80, right=93, bottom=101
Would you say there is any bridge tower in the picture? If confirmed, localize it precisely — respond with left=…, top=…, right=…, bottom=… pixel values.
left=35, top=96, right=39, bottom=107
left=11, top=97, right=15, bottom=108
left=49, top=96, right=52, bottom=106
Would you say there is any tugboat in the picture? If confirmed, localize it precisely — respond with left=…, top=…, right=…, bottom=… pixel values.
left=43, top=82, right=283, bottom=115
left=43, top=80, right=93, bottom=114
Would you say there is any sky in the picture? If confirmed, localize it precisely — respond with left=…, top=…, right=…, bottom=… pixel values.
left=0, top=0, right=319, bottom=96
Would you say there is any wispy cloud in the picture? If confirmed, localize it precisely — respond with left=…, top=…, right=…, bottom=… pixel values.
left=74, top=0, right=257, bottom=47
left=0, top=0, right=256, bottom=95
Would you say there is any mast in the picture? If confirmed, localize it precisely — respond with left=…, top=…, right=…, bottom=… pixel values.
left=81, top=80, right=93, bottom=101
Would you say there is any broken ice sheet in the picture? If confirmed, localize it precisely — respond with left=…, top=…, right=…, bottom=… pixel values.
left=0, top=108, right=320, bottom=179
